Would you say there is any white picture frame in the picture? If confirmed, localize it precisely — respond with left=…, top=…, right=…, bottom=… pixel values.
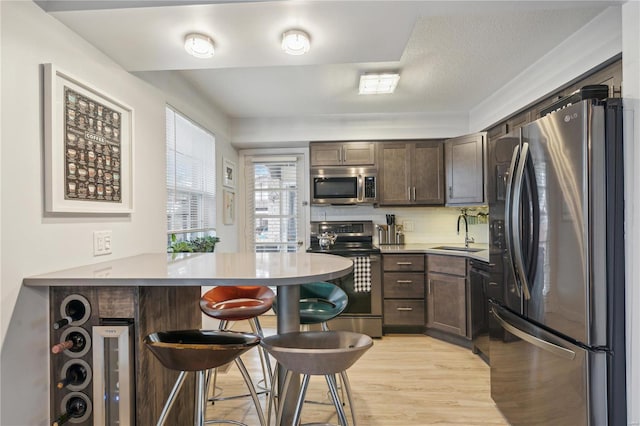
left=223, top=189, right=235, bottom=225
left=222, top=157, right=236, bottom=189
left=44, top=63, right=134, bottom=213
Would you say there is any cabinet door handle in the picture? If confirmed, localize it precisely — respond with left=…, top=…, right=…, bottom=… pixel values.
left=396, top=262, right=413, bottom=265
left=408, top=187, right=411, bottom=201
left=428, top=279, right=432, bottom=294
left=396, top=280, right=413, bottom=284
left=396, top=307, right=413, bottom=311
left=412, top=186, right=416, bottom=201
left=449, top=186, right=453, bottom=198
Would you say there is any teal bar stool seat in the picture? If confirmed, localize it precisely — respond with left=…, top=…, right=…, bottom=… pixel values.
left=273, top=281, right=348, bottom=330
left=144, top=329, right=266, bottom=426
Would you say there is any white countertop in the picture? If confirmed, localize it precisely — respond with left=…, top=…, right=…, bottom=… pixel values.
left=379, top=243, right=490, bottom=262
left=23, top=252, right=354, bottom=287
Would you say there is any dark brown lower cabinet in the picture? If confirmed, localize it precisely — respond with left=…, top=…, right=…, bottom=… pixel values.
left=426, top=255, right=468, bottom=338
left=382, top=254, right=426, bottom=332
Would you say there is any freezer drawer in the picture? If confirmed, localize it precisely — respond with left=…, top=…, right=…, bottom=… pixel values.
left=489, top=302, right=607, bottom=426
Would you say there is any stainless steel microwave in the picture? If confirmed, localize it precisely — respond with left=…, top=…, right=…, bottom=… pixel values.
left=311, top=168, right=377, bottom=205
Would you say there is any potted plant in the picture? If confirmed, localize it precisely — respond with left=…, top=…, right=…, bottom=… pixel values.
left=168, top=234, right=220, bottom=253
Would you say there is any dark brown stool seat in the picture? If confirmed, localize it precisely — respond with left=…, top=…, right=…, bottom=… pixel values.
left=144, top=329, right=265, bottom=426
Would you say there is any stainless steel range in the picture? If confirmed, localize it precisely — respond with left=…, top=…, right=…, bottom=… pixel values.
left=307, top=220, right=382, bottom=338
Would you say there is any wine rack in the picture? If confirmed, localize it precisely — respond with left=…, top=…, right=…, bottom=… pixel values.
left=50, top=285, right=202, bottom=425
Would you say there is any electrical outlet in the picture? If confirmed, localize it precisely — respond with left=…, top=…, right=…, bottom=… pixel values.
left=93, top=230, right=112, bottom=256
left=403, top=220, right=414, bottom=232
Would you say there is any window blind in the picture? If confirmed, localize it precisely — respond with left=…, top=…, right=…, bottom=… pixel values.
left=245, top=156, right=302, bottom=253
left=166, top=107, right=216, bottom=241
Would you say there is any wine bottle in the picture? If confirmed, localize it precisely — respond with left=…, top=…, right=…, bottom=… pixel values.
left=51, top=332, right=86, bottom=355
left=52, top=299, right=87, bottom=330
left=56, top=363, right=87, bottom=389
left=52, top=396, right=87, bottom=426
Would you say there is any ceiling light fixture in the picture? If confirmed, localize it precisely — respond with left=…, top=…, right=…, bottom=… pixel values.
left=359, top=73, right=400, bottom=95
left=281, top=29, right=311, bottom=56
left=184, top=33, right=215, bottom=59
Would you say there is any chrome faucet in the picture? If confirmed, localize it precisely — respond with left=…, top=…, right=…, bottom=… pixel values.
left=457, top=209, right=475, bottom=248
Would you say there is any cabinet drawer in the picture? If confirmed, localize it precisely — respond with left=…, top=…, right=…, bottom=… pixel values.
left=428, top=254, right=466, bottom=276
left=383, top=255, right=425, bottom=272
left=384, top=273, right=425, bottom=298
left=384, top=300, right=425, bottom=326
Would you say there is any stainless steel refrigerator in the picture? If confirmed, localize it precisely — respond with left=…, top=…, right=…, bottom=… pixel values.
left=488, top=97, right=626, bottom=426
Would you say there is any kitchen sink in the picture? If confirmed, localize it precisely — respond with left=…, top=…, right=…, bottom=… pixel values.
left=431, top=246, right=484, bottom=253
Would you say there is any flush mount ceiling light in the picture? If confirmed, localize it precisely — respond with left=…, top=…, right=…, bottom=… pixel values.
left=281, top=29, right=311, bottom=56
left=184, top=33, right=215, bottom=59
left=359, top=73, right=401, bottom=95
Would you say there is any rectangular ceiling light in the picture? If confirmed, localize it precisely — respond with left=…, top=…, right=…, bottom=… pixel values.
left=359, top=73, right=400, bottom=95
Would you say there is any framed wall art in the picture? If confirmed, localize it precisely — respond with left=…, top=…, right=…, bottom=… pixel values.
left=222, top=157, right=236, bottom=189
left=44, top=63, right=134, bottom=213
left=223, top=189, right=235, bottom=225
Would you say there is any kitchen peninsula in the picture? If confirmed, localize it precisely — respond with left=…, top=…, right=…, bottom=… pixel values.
left=24, top=252, right=353, bottom=426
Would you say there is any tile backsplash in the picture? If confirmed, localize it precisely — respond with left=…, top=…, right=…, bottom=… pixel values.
left=310, top=205, right=489, bottom=245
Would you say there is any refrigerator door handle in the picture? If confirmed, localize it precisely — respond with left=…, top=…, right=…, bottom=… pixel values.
left=504, top=144, right=523, bottom=297
left=511, top=141, right=532, bottom=300
left=491, top=307, right=576, bottom=360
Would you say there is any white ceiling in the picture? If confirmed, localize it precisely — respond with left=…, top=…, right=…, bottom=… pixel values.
left=38, top=1, right=617, bottom=119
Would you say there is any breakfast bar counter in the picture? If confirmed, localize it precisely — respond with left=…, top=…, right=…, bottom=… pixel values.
left=25, top=252, right=353, bottom=426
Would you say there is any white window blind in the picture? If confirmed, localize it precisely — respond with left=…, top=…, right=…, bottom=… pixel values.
left=166, top=107, right=216, bottom=241
left=245, top=156, right=302, bottom=253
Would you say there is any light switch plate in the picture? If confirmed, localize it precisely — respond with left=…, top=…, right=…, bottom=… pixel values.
left=93, top=230, right=112, bottom=256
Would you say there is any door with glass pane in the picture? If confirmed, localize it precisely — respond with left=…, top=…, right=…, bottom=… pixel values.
left=244, top=156, right=306, bottom=253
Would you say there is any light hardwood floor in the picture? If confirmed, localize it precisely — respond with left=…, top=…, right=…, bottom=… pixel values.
left=204, top=317, right=509, bottom=425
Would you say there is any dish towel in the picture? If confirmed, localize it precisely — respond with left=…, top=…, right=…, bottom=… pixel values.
left=353, top=256, right=371, bottom=293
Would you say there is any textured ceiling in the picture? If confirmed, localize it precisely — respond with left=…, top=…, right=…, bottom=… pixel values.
left=40, top=1, right=614, bottom=119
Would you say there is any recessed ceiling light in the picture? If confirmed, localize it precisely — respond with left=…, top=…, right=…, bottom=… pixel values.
left=184, top=33, right=215, bottom=59
left=359, top=73, right=400, bottom=95
left=281, top=29, right=311, bottom=56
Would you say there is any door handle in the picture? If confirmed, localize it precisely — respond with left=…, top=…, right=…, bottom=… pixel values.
left=491, top=307, right=575, bottom=360
left=396, top=307, right=413, bottom=311
left=396, top=280, right=413, bottom=284
left=408, top=187, right=411, bottom=201
left=396, top=262, right=412, bottom=265
left=512, top=142, right=532, bottom=300
left=504, top=143, right=523, bottom=298
left=412, top=187, right=416, bottom=201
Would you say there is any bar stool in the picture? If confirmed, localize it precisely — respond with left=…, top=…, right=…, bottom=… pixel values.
left=273, top=281, right=348, bottom=330
left=273, top=281, right=349, bottom=406
left=200, top=286, right=276, bottom=396
left=262, top=331, right=373, bottom=426
left=144, top=329, right=266, bottom=426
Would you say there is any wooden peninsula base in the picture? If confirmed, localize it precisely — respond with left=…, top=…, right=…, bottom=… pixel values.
left=49, top=285, right=201, bottom=425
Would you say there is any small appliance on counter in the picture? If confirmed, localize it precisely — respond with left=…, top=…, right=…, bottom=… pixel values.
left=377, top=214, right=404, bottom=245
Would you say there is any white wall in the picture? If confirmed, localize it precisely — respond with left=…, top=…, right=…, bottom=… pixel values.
left=469, top=6, right=622, bottom=132
left=622, top=2, right=640, bottom=424
left=134, top=71, right=238, bottom=253
left=231, top=111, right=469, bottom=147
left=0, top=2, right=232, bottom=424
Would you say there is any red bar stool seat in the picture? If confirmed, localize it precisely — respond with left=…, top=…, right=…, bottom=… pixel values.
left=200, top=286, right=276, bottom=399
